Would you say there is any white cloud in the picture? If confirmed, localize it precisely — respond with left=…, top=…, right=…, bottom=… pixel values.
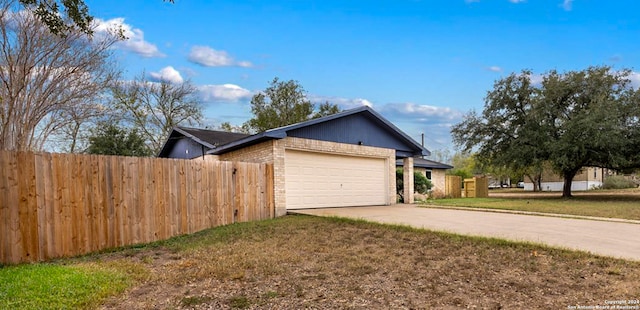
left=188, top=46, right=253, bottom=67
left=308, top=95, right=373, bottom=109
left=94, top=18, right=164, bottom=58
left=149, top=66, right=183, bottom=84
left=381, top=103, right=463, bottom=122
left=527, top=73, right=545, bottom=85
left=487, top=66, right=502, bottom=72
left=628, top=72, right=640, bottom=89
left=561, top=0, right=573, bottom=11
left=199, top=84, right=253, bottom=102
left=376, top=103, right=463, bottom=150
left=509, top=0, right=526, bottom=3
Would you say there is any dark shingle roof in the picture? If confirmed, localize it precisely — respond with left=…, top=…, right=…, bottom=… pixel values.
left=176, top=127, right=250, bottom=148
left=396, top=157, right=453, bottom=170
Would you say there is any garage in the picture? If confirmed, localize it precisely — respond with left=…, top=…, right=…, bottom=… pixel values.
left=285, top=150, right=388, bottom=209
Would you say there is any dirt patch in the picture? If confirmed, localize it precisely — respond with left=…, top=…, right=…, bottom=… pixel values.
left=97, top=216, right=640, bottom=309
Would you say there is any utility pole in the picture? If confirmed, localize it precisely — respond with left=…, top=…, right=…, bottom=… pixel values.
left=421, top=133, right=425, bottom=159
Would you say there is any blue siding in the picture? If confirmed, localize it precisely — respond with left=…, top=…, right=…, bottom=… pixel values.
left=167, top=138, right=208, bottom=159
left=287, top=114, right=417, bottom=153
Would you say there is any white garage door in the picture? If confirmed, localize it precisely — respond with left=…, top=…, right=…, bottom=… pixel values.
left=285, top=150, right=387, bottom=209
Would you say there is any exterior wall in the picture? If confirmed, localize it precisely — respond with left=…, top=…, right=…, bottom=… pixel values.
left=217, top=140, right=275, bottom=163
left=430, top=169, right=447, bottom=198
left=214, top=137, right=396, bottom=217
left=166, top=138, right=208, bottom=159
left=287, top=113, right=417, bottom=155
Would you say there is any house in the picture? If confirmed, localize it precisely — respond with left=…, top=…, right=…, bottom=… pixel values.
left=523, top=166, right=605, bottom=191
left=396, top=158, right=453, bottom=197
left=159, top=106, right=429, bottom=216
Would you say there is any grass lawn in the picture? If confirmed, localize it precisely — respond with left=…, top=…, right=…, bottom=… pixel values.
left=426, top=189, right=640, bottom=220
left=3, top=215, right=638, bottom=309
left=0, top=260, right=147, bottom=310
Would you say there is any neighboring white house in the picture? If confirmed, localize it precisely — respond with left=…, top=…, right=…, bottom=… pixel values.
left=524, top=166, right=605, bottom=191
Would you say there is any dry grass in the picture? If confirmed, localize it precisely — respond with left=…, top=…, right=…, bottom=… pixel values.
left=95, top=215, right=640, bottom=309
left=428, top=188, right=640, bottom=220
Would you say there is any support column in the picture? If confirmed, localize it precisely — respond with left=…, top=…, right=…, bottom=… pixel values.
left=403, top=157, right=414, bottom=204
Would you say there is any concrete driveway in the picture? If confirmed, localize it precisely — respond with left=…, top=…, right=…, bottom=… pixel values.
left=291, top=205, right=640, bottom=261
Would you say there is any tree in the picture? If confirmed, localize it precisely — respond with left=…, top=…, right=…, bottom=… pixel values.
left=86, top=122, right=152, bottom=156
left=111, top=74, right=203, bottom=154
left=46, top=102, right=110, bottom=153
left=314, top=101, right=341, bottom=118
left=428, top=149, right=453, bottom=165
left=452, top=66, right=640, bottom=197
left=244, top=78, right=341, bottom=132
left=218, top=122, right=250, bottom=134
left=17, top=0, right=173, bottom=36
left=0, top=1, right=119, bottom=151
left=447, top=152, right=482, bottom=180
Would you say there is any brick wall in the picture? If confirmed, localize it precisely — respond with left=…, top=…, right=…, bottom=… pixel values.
left=431, top=169, right=446, bottom=198
left=218, top=140, right=275, bottom=163
left=402, top=157, right=414, bottom=203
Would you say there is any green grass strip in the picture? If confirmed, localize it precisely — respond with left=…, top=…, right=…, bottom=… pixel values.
left=0, top=262, right=132, bottom=310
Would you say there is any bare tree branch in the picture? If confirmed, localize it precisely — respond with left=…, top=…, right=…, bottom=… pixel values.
left=0, top=0, right=120, bottom=151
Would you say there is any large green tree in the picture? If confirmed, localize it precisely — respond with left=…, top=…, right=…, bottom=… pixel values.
left=244, top=78, right=341, bottom=132
left=86, top=122, right=152, bottom=156
left=452, top=66, right=640, bottom=197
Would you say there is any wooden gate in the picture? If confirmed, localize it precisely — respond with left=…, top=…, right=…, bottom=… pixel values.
left=463, top=176, right=488, bottom=198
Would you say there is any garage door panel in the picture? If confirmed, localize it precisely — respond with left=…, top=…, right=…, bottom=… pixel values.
left=285, top=150, right=387, bottom=209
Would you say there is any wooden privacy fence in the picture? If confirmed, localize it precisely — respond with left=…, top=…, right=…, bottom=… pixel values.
left=445, top=175, right=462, bottom=198
left=0, top=151, right=274, bottom=264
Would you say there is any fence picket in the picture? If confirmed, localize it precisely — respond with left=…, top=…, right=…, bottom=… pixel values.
left=0, top=151, right=274, bottom=264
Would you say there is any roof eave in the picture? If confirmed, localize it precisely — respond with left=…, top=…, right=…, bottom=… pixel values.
left=206, top=131, right=287, bottom=155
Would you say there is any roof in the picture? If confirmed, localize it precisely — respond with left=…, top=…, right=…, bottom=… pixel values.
left=176, top=127, right=249, bottom=147
left=396, top=157, right=454, bottom=170
left=206, top=106, right=430, bottom=157
left=157, top=126, right=249, bottom=157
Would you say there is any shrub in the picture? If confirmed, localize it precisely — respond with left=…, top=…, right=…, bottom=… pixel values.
left=396, top=168, right=433, bottom=202
left=602, top=176, right=638, bottom=189
left=414, top=172, right=432, bottom=194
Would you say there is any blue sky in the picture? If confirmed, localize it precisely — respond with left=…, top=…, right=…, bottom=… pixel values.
left=86, top=0, right=640, bottom=152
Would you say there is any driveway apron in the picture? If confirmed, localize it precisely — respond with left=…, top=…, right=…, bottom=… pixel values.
left=291, top=205, right=640, bottom=261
